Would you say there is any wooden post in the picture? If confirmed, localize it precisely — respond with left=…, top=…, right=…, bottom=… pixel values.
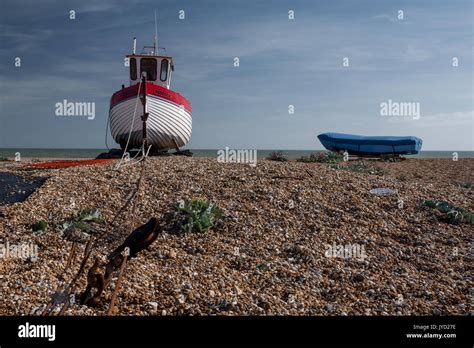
left=56, top=236, right=95, bottom=316
left=64, top=242, right=77, bottom=273
left=107, top=248, right=129, bottom=315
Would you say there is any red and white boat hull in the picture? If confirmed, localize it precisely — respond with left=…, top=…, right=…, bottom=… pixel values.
left=109, top=82, right=192, bottom=150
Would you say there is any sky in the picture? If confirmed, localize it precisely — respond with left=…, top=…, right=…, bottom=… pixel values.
left=0, top=0, right=473, bottom=150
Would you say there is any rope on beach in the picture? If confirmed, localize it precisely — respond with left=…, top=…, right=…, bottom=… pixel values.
left=115, top=79, right=143, bottom=170
left=109, top=156, right=148, bottom=227
left=114, top=143, right=152, bottom=170
left=51, top=161, right=146, bottom=315
left=41, top=163, right=143, bottom=315
left=41, top=87, right=151, bottom=315
left=102, top=132, right=149, bottom=315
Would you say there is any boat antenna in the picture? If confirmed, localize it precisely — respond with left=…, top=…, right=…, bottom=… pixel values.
left=154, top=10, right=158, bottom=54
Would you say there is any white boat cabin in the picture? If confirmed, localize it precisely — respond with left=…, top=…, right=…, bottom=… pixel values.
left=126, top=54, right=174, bottom=89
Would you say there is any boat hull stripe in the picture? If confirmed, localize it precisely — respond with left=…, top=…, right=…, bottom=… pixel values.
left=110, top=82, right=192, bottom=114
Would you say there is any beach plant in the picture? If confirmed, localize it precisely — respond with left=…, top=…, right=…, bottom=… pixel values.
left=297, top=153, right=320, bottom=163
left=307, top=152, right=383, bottom=175
left=32, top=220, right=48, bottom=232
left=77, top=208, right=102, bottom=222
left=171, top=198, right=224, bottom=233
left=256, top=262, right=270, bottom=271
left=267, top=151, right=288, bottom=162
left=325, top=152, right=344, bottom=165
left=70, top=220, right=91, bottom=233
left=346, top=160, right=370, bottom=173
left=59, top=208, right=103, bottom=236
left=332, top=160, right=384, bottom=175
left=299, top=151, right=344, bottom=164
left=423, top=200, right=474, bottom=225
left=451, top=181, right=472, bottom=189
left=297, top=153, right=323, bottom=163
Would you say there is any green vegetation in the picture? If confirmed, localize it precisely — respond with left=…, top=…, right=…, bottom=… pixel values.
left=331, top=160, right=384, bottom=175
left=32, top=220, right=48, bottom=232
left=297, top=153, right=321, bottom=163
left=59, top=208, right=103, bottom=234
left=322, top=152, right=344, bottom=165
left=77, top=208, right=102, bottom=222
left=451, top=181, right=472, bottom=189
left=256, top=262, right=270, bottom=271
left=298, top=151, right=344, bottom=164
left=423, top=200, right=474, bottom=225
left=297, top=151, right=382, bottom=175
left=346, top=160, right=383, bottom=175
left=172, top=198, right=224, bottom=233
left=267, top=151, right=288, bottom=162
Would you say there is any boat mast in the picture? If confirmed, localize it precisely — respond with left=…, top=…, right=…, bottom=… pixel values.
left=153, top=10, right=158, bottom=54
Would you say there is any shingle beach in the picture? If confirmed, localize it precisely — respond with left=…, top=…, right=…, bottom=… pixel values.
left=0, top=157, right=472, bottom=315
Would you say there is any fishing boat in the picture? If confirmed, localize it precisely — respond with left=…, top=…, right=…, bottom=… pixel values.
left=317, top=132, right=422, bottom=156
left=109, top=21, right=192, bottom=152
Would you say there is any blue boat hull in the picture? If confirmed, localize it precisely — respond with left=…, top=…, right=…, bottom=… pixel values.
left=317, top=133, right=422, bottom=156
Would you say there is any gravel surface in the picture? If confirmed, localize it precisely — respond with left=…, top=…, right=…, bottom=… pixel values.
left=0, top=157, right=472, bottom=316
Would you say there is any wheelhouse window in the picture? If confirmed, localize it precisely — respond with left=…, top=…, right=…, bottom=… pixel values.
left=160, top=59, right=168, bottom=82
left=129, top=57, right=137, bottom=80
left=140, top=58, right=157, bottom=81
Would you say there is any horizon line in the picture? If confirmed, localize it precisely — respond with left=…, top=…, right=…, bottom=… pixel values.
left=1, top=147, right=473, bottom=152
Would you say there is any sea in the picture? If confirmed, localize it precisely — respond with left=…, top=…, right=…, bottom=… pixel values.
left=0, top=148, right=473, bottom=159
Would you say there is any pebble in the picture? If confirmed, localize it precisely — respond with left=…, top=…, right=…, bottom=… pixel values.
left=146, top=302, right=158, bottom=312
left=324, top=303, right=333, bottom=312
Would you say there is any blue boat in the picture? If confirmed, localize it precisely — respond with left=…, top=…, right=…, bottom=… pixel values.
left=317, top=133, right=422, bottom=156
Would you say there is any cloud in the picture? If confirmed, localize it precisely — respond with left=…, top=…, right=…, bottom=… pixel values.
left=400, top=44, right=433, bottom=63
left=371, top=14, right=396, bottom=22
left=420, top=110, right=474, bottom=126
left=0, top=25, right=54, bottom=53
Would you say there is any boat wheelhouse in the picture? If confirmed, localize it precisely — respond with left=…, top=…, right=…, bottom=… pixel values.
left=109, top=35, right=192, bottom=152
